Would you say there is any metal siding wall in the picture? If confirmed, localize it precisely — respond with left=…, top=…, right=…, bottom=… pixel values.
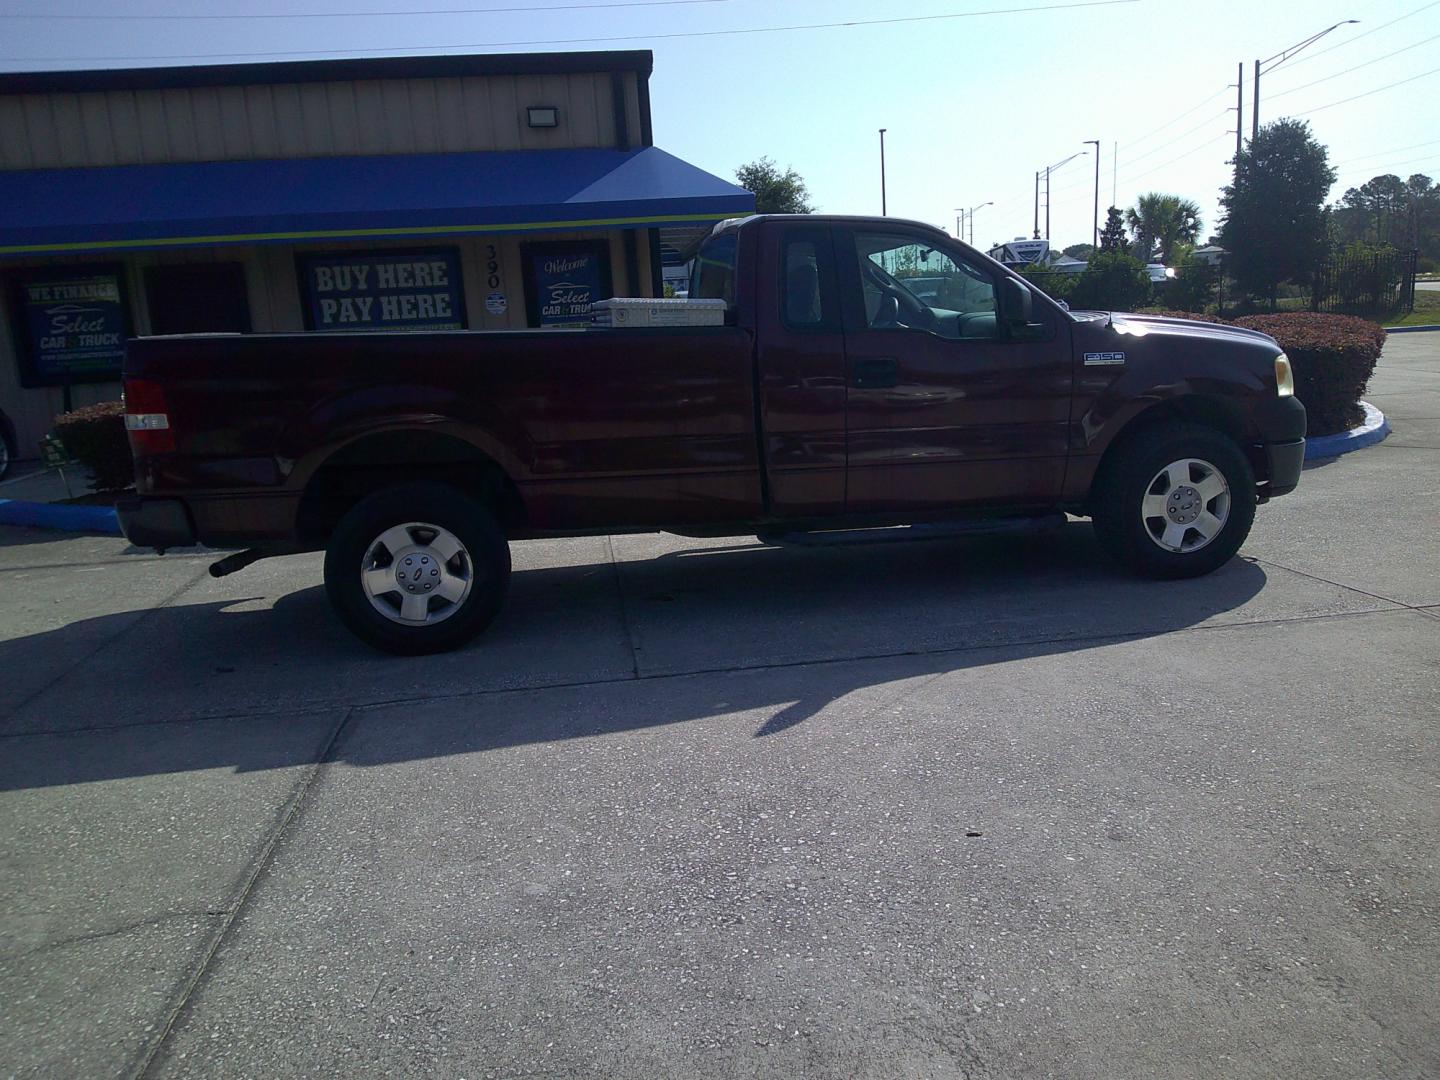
left=1, top=71, right=626, bottom=168
left=0, top=98, right=32, bottom=169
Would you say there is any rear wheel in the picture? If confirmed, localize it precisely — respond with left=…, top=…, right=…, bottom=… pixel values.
left=1091, top=422, right=1255, bottom=579
left=323, top=482, right=510, bottom=654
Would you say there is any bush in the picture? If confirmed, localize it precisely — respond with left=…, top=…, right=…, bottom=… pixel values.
left=1158, top=259, right=1219, bottom=312
left=1069, top=251, right=1153, bottom=312
left=1018, top=264, right=1076, bottom=304
left=53, top=401, right=134, bottom=493
left=1231, top=313, right=1386, bottom=436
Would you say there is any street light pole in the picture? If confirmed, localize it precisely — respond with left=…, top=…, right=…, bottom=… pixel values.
left=1083, top=139, right=1100, bottom=250
left=967, top=201, right=992, bottom=246
left=1253, top=19, right=1359, bottom=138
left=878, top=128, right=888, bottom=216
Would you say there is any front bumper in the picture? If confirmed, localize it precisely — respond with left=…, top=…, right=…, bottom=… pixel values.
left=1263, top=439, right=1305, bottom=498
left=116, top=496, right=196, bottom=552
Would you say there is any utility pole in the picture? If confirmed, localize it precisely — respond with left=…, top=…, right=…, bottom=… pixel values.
left=1084, top=139, right=1100, bottom=250
left=966, top=201, right=992, bottom=246
left=1233, top=62, right=1244, bottom=170
left=955, top=209, right=964, bottom=238
left=1045, top=166, right=1051, bottom=243
left=878, top=129, right=888, bottom=216
left=1252, top=58, right=1260, bottom=142
left=1033, top=171, right=1041, bottom=240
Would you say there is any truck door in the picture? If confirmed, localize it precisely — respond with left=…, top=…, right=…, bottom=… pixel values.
left=837, top=224, right=1073, bottom=514
left=752, top=221, right=848, bottom=518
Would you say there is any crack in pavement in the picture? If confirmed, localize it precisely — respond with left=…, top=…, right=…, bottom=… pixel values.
left=126, top=707, right=357, bottom=1080
left=4, top=909, right=229, bottom=962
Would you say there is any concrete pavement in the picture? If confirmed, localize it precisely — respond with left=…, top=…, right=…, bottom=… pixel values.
left=1, top=335, right=1437, bottom=1079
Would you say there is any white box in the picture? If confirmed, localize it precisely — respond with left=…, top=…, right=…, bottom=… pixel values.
left=591, top=298, right=728, bottom=328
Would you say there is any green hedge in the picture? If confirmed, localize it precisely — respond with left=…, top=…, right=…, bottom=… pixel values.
left=53, top=401, right=134, bottom=493
left=1231, top=313, right=1386, bottom=436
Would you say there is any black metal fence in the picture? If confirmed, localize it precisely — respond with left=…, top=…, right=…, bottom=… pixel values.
left=1311, top=248, right=1417, bottom=316
left=1017, top=249, right=1418, bottom=319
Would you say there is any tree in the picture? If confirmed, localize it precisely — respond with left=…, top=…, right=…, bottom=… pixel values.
left=1098, top=206, right=1129, bottom=254
left=1334, top=174, right=1409, bottom=246
left=1219, top=119, right=1336, bottom=308
left=1332, top=172, right=1439, bottom=259
left=1062, top=243, right=1096, bottom=260
left=1125, top=192, right=1201, bottom=264
left=734, top=157, right=814, bottom=214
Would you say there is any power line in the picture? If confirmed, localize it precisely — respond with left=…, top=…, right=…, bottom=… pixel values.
left=1266, top=31, right=1440, bottom=101
left=1276, top=0, right=1440, bottom=73
left=1333, top=138, right=1440, bottom=167
left=1124, top=86, right=1231, bottom=149
left=1335, top=155, right=1440, bottom=187
left=0, top=0, right=1145, bottom=64
left=0, top=0, right=737, bottom=19
left=1121, top=110, right=1230, bottom=166
left=1290, top=65, right=1440, bottom=118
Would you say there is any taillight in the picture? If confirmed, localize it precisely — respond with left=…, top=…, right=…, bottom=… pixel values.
left=124, top=377, right=176, bottom=454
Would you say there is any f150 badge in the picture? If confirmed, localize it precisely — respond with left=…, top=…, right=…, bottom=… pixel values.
left=1083, top=351, right=1126, bottom=366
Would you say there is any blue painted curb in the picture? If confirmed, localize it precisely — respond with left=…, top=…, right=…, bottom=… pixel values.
left=0, top=497, right=122, bottom=535
left=1385, top=324, right=1440, bottom=333
left=1305, top=400, right=1389, bottom=461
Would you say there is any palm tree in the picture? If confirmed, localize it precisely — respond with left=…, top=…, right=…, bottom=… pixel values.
left=1125, top=192, right=1202, bottom=264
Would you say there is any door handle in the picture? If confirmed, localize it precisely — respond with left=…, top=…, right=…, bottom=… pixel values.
left=852, top=356, right=899, bottom=388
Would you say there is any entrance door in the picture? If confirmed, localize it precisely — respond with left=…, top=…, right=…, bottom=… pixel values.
left=837, top=225, right=1073, bottom=514
left=144, top=263, right=251, bottom=335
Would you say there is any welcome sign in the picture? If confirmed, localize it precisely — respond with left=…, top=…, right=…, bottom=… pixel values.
left=300, top=249, right=466, bottom=331
left=11, top=265, right=130, bottom=387
left=522, top=242, right=612, bottom=328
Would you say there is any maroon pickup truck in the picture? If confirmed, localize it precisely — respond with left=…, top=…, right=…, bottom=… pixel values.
left=119, top=214, right=1305, bottom=653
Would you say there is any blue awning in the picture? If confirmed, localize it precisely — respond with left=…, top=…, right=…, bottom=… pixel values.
left=0, top=146, right=755, bottom=256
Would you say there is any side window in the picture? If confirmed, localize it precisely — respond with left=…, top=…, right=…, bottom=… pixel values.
left=691, top=232, right=737, bottom=308
left=780, top=233, right=836, bottom=330
left=852, top=232, right=999, bottom=341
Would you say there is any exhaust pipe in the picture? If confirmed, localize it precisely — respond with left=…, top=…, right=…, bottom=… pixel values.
left=209, top=549, right=266, bottom=578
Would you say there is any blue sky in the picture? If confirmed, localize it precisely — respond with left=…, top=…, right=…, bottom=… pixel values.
left=4, top=0, right=1438, bottom=253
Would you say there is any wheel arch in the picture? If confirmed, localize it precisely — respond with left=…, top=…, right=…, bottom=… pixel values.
left=1083, top=395, right=1251, bottom=511
left=296, top=428, right=525, bottom=548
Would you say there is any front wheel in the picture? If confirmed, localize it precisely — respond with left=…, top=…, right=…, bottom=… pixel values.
left=1091, top=422, right=1256, bottom=579
left=324, top=482, right=510, bottom=654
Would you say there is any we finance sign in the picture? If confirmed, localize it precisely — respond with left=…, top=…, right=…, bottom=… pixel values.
left=12, top=265, right=130, bottom=387
left=300, top=250, right=466, bottom=331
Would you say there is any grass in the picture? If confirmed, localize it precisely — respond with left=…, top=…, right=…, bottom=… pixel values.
left=1384, top=289, right=1440, bottom=328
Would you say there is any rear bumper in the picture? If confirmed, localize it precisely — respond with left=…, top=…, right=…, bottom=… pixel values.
left=116, top=496, right=196, bottom=551
left=1263, top=439, right=1305, bottom=498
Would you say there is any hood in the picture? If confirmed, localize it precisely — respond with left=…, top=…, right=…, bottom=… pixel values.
left=1101, top=311, right=1279, bottom=350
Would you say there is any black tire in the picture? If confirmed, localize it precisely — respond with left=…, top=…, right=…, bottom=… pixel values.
left=1090, top=421, right=1256, bottom=579
left=323, top=482, right=510, bottom=655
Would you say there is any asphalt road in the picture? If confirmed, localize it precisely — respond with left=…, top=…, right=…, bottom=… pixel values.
left=2, top=335, right=1437, bottom=1080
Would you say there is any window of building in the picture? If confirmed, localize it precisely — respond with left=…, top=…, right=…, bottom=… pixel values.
left=144, top=263, right=251, bottom=336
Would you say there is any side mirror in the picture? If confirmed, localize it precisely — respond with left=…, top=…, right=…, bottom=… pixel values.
left=1002, top=277, right=1033, bottom=330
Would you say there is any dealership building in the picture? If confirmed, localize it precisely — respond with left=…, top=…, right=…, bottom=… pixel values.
left=0, top=49, right=754, bottom=457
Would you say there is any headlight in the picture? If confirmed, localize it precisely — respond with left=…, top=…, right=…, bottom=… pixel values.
left=1275, top=353, right=1294, bottom=397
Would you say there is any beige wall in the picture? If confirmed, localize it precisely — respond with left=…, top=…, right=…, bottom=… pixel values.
left=0, top=71, right=632, bottom=170
left=0, top=227, right=654, bottom=458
